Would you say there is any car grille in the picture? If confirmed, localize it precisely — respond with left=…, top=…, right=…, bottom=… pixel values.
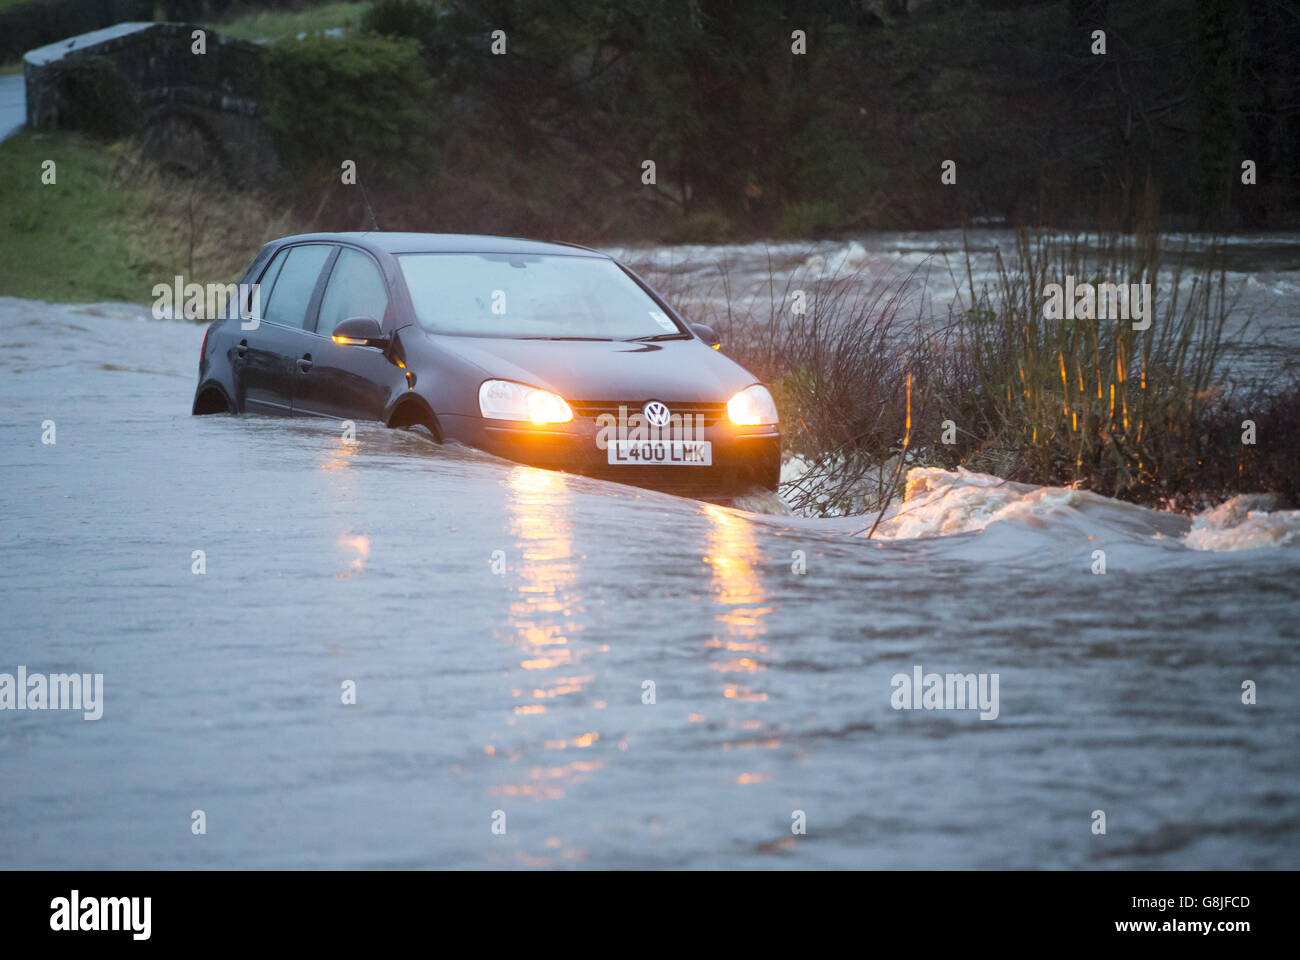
left=569, top=400, right=727, bottom=427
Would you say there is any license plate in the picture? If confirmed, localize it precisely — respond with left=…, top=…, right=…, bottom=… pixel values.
left=607, top=439, right=712, bottom=466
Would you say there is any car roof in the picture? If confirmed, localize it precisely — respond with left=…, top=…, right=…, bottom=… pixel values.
left=269, top=232, right=608, bottom=258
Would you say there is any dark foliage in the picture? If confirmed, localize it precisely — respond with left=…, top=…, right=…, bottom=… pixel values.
left=0, top=0, right=153, bottom=62
left=261, top=33, right=434, bottom=196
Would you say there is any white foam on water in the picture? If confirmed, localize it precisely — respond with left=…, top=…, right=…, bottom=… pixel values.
left=800, top=240, right=872, bottom=275
left=860, top=467, right=1299, bottom=553
left=1184, top=494, right=1300, bottom=551
left=775, top=463, right=1299, bottom=556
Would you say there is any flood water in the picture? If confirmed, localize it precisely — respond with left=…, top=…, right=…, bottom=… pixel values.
left=1, top=232, right=1298, bottom=869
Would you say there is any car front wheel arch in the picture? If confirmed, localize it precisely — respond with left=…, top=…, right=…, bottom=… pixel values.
left=386, top=396, right=441, bottom=441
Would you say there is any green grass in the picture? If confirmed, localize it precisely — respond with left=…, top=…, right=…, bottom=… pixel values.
left=0, top=129, right=301, bottom=303
left=206, top=1, right=372, bottom=43
left=0, top=131, right=156, bottom=302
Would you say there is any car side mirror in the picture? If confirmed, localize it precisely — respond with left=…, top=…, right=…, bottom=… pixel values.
left=332, top=316, right=389, bottom=348
left=689, top=322, right=721, bottom=349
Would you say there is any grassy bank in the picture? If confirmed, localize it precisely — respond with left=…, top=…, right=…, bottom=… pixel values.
left=0, top=132, right=151, bottom=301
left=0, top=129, right=300, bottom=303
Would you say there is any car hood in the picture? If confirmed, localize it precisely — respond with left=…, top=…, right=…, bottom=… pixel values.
left=424, top=334, right=760, bottom=402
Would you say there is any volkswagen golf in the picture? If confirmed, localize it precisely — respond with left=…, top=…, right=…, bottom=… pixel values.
left=191, top=233, right=780, bottom=499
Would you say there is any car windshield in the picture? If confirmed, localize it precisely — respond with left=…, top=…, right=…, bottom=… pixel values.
left=397, top=252, right=687, bottom=339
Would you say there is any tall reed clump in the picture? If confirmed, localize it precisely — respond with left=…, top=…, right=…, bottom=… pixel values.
left=952, top=228, right=1259, bottom=504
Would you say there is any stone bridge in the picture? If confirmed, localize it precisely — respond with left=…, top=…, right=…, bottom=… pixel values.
left=24, top=21, right=277, bottom=180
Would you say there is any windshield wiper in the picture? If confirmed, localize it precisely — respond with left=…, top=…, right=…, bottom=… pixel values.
left=626, top=333, right=691, bottom=342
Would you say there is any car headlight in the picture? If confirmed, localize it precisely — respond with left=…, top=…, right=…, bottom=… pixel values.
left=478, top=379, right=573, bottom=424
left=726, top=384, right=778, bottom=426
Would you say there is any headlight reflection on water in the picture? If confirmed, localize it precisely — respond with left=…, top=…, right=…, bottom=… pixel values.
left=703, top=503, right=772, bottom=703
left=488, top=466, right=604, bottom=832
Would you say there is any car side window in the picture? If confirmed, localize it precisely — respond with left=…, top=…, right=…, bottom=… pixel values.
left=317, top=248, right=390, bottom=335
left=261, top=245, right=332, bottom=330
left=244, top=249, right=287, bottom=320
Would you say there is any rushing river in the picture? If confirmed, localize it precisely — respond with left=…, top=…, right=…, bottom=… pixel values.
left=1, top=232, right=1297, bottom=868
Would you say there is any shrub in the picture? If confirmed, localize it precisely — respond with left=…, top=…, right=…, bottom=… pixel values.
left=262, top=34, right=434, bottom=189
left=362, top=0, right=439, bottom=44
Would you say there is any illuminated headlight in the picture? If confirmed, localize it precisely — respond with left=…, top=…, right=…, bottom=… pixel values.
left=478, top=379, right=573, bottom=424
left=726, top=384, right=778, bottom=426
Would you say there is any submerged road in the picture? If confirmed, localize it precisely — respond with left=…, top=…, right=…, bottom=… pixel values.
left=1, top=298, right=1298, bottom=868
left=0, top=75, right=25, bottom=142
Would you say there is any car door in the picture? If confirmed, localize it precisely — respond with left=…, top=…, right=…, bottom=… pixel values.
left=292, top=245, right=405, bottom=422
left=237, top=243, right=333, bottom=414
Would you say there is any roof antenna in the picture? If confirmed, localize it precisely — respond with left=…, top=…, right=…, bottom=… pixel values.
left=358, top=179, right=381, bottom=232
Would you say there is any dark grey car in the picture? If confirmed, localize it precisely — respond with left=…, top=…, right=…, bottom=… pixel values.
left=192, top=233, right=780, bottom=499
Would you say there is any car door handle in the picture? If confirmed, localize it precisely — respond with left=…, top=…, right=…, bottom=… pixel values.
left=236, top=339, right=248, bottom=356
left=297, top=355, right=313, bottom=372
